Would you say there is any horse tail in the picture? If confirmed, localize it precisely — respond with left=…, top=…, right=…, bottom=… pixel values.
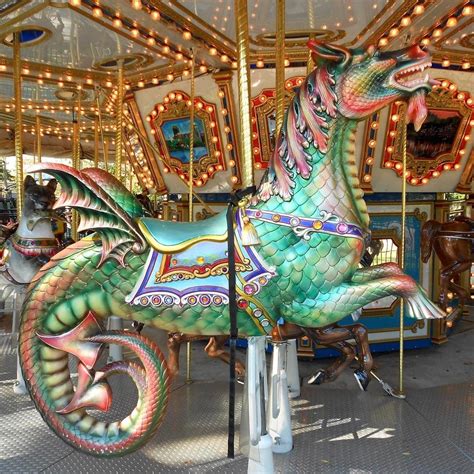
left=421, top=220, right=441, bottom=263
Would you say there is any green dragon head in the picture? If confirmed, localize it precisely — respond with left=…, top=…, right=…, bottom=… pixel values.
left=308, top=40, right=436, bottom=131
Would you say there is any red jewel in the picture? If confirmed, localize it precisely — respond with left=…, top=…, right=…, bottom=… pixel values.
left=237, top=298, right=249, bottom=309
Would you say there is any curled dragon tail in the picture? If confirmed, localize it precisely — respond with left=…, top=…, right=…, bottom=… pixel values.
left=18, top=241, right=170, bottom=455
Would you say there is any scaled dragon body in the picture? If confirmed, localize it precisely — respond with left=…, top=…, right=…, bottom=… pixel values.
left=19, top=42, right=444, bottom=456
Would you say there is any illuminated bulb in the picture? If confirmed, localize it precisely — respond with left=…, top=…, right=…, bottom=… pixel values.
left=220, top=54, right=229, bottom=62
left=199, top=65, right=208, bottom=73
left=442, top=59, right=450, bottom=67
left=371, top=122, right=379, bottom=129
left=113, top=18, right=122, bottom=28
left=446, top=306, right=453, bottom=314
left=410, top=178, right=418, bottom=185
left=182, top=31, right=192, bottom=40
left=176, top=93, right=183, bottom=101
left=457, top=93, right=465, bottom=100
left=209, top=47, right=217, bottom=56
left=169, top=92, right=176, bottom=100
left=166, top=73, right=174, bottom=81
left=446, top=17, right=457, bottom=27
left=395, top=163, right=402, bottom=170
left=432, top=28, right=443, bottom=38
left=400, top=16, right=411, bottom=26
left=132, top=0, right=142, bottom=10
left=421, top=178, right=428, bottom=184
left=413, top=4, right=424, bottom=15
left=152, top=77, right=159, bottom=84
left=446, top=320, right=453, bottom=328
left=389, top=28, right=399, bottom=37
left=390, top=130, right=397, bottom=137
left=69, top=0, right=81, bottom=5
left=231, top=176, right=238, bottom=184
left=92, top=7, right=102, bottom=17
left=147, top=37, right=156, bottom=46
left=421, top=38, right=431, bottom=46
left=363, top=174, right=371, bottom=182
left=460, top=149, right=465, bottom=155
left=443, top=164, right=451, bottom=170
left=454, top=163, right=460, bottom=170
left=176, top=53, right=183, bottom=60
left=256, top=60, right=264, bottom=68
left=183, top=69, right=190, bottom=77
left=462, top=5, right=473, bottom=15
left=151, top=10, right=160, bottom=20
left=391, top=114, right=399, bottom=122
left=441, top=80, right=449, bottom=88
left=284, top=59, right=290, bottom=67
left=462, top=61, right=471, bottom=70
left=231, top=61, right=238, bottom=68
left=379, top=37, right=388, bottom=46
left=368, top=139, right=376, bottom=148
left=131, top=28, right=140, bottom=38
left=138, top=80, right=145, bottom=88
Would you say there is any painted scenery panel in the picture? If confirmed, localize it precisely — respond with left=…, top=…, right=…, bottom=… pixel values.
left=161, top=117, right=208, bottom=163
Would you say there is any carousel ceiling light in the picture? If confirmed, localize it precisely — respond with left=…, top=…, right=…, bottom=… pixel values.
left=256, top=60, right=264, bottom=68
left=147, top=37, right=156, bottom=46
left=199, top=65, right=208, bottom=73
left=413, top=4, right=425, bottom=15
left=462, top=5, right=473, bottom=15
left=421, top=38, right=431, bottom=46
left=378, top=37, right=388, bottom=46
left=69, top=0, right=81, bottom=6
left=389, top=28, right=399, bottom=37
left=131, top=0, right=142, bottom=10
left=432, top=28, right=443, bottom=38
left=92, top=7, right=102, bottom=17
left=182, top=31, right=192, bottom=40
left=462, top=61, right=471, bottom=69
left=446, top=17, right=457, bottom=27
left=166, top=73, right=174, bottom=81
left=220, top=54, right=229, bottom=62
left=400, top=16, right=411, bottom=26
left=151, top=10, right=161, bottom=20
left=113, top=18, right=123, bottom=28
left=131, top=28, right=140, bottom=37
left=442, top=58, right=450, bottom=67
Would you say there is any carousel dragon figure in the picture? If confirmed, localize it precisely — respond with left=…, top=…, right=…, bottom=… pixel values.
left=19, top=41, right=444, bottom=456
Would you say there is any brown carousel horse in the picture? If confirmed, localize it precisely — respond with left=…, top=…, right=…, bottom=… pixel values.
left=159, top=239, right=384, bottom=391
left=421, top=216, right=474, bottom=309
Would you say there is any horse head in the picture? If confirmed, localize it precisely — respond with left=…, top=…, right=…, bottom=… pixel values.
left=23, top=175, right=57, bottom=216
left=308, top=40, right=437, bottom=129
left=420, top=220, right=441, bottom=263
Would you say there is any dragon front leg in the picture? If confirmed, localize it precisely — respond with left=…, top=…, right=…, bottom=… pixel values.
left=282, top=273, right=445, bottom=328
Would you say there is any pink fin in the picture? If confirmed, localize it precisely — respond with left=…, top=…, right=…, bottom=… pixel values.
left=57, top=361, right=112, bottom=414
left=37, top=312, right=103, bottom=369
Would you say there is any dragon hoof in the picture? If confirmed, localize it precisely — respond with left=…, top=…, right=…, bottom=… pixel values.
left=354, top=369, right=370, bottom=391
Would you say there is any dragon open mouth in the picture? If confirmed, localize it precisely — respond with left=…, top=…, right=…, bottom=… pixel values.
left=390, top=59, right=433, bottom=92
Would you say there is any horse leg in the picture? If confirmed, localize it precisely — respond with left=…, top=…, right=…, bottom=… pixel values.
left=205, top=336, right=246, bottom=377
left=282, top=272, right=445, bottom=329
left=305, top=326, right=356, bottom=385
left=445, top=261, right=472, bottom=308
left=167, top=332, right=186, bottom=378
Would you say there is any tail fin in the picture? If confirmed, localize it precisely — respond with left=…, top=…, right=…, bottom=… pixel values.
left=29, top=164, right=147, bottom=266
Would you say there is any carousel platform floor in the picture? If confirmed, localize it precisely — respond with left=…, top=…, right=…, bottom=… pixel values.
left=0, top=310, right=473, bottom=473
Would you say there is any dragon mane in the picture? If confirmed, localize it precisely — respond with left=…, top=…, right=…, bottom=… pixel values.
left=258, top=65, right=338, bottom=202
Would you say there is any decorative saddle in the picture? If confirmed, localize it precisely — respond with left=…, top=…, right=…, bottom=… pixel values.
left=127, top=210, right=276, bottom=334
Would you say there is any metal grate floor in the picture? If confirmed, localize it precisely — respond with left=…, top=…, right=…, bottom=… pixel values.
left=1, top=333, right=473, bottom=473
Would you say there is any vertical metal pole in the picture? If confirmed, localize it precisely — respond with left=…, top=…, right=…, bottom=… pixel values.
left=71, top=89, right=81, bottom=241
left=36, top=114, right=43, bottom=184
left=398, top=114, right=407, bottom=397
left=275, top=0, right=286, bottom=136
left=186, top=51, right=196, bottom=384
left=115, top=59, right=124, bottom=180
left=234, top=0, right=254, bottom=190
left=94, top=116, right=99, bottom=168
left=13, top=32, right=23, bottom=218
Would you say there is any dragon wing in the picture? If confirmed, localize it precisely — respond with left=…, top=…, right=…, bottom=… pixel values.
left=28, top=164, right=147, bottom=266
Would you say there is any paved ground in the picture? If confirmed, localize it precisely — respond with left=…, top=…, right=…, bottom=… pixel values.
left=0, top=308, right=473, bottom=473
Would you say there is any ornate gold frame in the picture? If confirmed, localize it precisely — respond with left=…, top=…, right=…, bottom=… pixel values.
left=150, top=91, right=226, bottom=186
left=383, top=80, right=474, bottom=185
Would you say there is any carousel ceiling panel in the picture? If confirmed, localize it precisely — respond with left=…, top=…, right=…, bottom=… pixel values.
left=0, top=2, right=169, bottom=74
left=0, top=76, right=94, bottom=102
left=169, top=0, right=392, bottom=48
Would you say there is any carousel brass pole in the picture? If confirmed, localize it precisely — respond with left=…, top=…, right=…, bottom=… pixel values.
left=94, top=116, right=99, bottom=168
left=234, top=0, right=254, bottom=190
left=398, top=114, right=408, bottom=398
left=36, top=114, right=43, bottom=184
left=95, top=89, right=107, bottom=169
left=71, top=88, right=81, bottom=241
left=114, top=59, right=124, bottom=180
left=275, top=0, right=286, bottom=135
left=13, top=32, right=23, bottom=218
left=186, top=50, right=196, bottom=385
left=104, top=138, right=109, bottom=173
